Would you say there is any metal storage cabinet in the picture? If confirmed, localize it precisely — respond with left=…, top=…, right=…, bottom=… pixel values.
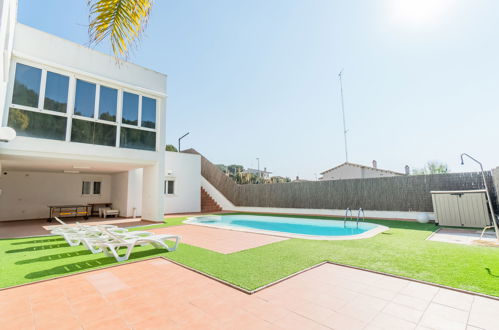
left=431, top=190, right=491, bottom=227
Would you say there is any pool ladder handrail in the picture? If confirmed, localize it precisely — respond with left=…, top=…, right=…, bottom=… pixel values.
left=356, top=208, right=365, bottom=228
left=344, top=208, right=353, bottom=227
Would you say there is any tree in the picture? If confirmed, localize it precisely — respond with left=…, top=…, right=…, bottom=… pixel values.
left=413, top=161, right=449, bottom=175
left=165, top=144, right=178, bottom=152
left=88, top=0, right=153, bottom=59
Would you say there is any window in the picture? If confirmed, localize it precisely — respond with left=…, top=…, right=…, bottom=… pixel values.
left=98, top=86, right=117, bottom=121
left=164, top=180, right=175, bottom=194
left=8, top=108, right=67, bottom=140
left=120, top=127, right=156, bottom=151
left=141, top=97, right=156, bottom=128
left=93, top=181, right=102, bottom=195
left=12, top=63, right=41, bottom=107
left=82, top=180, right=101, bottom=195
left=9, top=62, right=159, bottom=152
left=71, top=119, right=116, bottom=147
left=82, top=181, right=91, bottom=195
left=74, top=79, right=96, bottom=118
left=44, top=71, right=69, bottom=113
left=122, top=92, right=139, bottom=125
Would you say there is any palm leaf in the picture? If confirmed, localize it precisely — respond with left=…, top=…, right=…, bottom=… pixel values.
left=88, top=0, right=153, bottom=59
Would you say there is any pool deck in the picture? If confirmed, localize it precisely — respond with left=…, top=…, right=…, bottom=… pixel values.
left=1, top=257, right=498, bottom=330
left=151, top=225, right=289, bottom=254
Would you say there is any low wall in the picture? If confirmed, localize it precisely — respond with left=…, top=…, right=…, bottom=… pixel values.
left=187, top=149, right=498, bottom=213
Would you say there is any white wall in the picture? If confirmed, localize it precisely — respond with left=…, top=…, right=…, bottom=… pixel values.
left=0, top=170, right=111, bottom=221
left=164, top=151, right=201, bottom=214
left=0, top=0, right=16, bottom=124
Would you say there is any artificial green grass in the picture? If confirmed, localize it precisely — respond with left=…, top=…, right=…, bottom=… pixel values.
left=1, top=214, right=499, bottom=298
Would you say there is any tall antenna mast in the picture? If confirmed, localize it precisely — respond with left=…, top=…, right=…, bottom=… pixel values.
left=338, top=69, right=348, bottom=162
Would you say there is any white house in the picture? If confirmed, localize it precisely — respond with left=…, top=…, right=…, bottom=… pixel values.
left=319, top=161, right=407, bottom=181
left=242, top=167, right=272, bottom=179
left=0, top=0, right=200, bottom=222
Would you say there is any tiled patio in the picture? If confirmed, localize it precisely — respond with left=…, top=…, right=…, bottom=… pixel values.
left=1, top=258, right=498, bottom=330
left=428, top=228, right=499, bottom=247
left=151, top=225, right=289, bottom=254
left=0, top=218, right=151, bottom=239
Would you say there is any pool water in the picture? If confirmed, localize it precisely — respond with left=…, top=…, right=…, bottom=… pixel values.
left=185, top=214, right=380, bottom=237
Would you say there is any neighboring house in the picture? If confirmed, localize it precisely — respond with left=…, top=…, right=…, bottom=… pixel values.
left=0, top=0, right=200, bottom=221
left=242, top=167, right=272, bottom=180
left=292, top=176, right=311, bottom=183
left=319, top=161, right=408, bottom=181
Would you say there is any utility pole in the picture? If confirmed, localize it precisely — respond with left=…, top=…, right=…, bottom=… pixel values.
left=338, top=70, right=348, bottom=162
left=256, top=157, right=260, bottom=177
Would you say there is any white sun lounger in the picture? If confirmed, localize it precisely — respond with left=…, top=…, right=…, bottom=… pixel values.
left=95, top=228, right=181, bottom=262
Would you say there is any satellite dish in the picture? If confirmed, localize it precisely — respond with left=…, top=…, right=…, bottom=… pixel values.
left=0, top=127, right=16, bottom=142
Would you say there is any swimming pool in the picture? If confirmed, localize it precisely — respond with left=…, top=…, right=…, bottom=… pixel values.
left=184, top=214, right=388, bottom=240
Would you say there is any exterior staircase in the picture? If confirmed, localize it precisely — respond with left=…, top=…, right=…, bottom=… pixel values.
left=201, top=187, right=222, bottom=213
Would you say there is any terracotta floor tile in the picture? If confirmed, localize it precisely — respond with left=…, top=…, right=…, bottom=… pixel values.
left=2, top=313, right=34, bottom=330
left=83, top=316, right=131, bottom=330
left=321, top=310, right=367, bottom=330
left=151, top=225, right=288, bottom=253
left=433, top=288, right=474, bottom=311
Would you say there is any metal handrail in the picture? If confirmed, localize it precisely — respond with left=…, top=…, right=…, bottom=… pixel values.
left=344, top=208, right=352, bottom=227
left=356, top=208, right=365, bottom=228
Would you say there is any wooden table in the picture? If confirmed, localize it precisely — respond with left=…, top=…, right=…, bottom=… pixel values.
left=47, top=204, right=91, bottom=222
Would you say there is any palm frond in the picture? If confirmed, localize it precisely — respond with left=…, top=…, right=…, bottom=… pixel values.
left=88, top=0, right=153, bottom=59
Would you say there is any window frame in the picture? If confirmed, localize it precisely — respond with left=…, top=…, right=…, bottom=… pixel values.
left=164, top=178, right=175, bottom=195
left=6, top=59, right=160, bottom=151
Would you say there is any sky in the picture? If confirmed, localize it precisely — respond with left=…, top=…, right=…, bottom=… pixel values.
left=17, top=0, right=499, bottom=179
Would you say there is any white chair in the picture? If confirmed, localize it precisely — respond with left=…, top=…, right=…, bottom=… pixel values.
left=99, top=207, right=120, bottom=218
left=95, top=228, right=181, bottom=262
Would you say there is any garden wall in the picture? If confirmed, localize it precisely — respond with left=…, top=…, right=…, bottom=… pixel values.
left=184, top=149, right=498, bottom=213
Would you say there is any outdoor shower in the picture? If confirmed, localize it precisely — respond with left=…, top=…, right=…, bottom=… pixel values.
left=460, top=153, right=499, bottom=241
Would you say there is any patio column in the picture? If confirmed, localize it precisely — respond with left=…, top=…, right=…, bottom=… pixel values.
left=141, top=162, right=165, bottom=222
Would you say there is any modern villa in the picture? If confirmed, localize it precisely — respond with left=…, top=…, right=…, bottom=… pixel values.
left=1, top=1, right=499, bottom=329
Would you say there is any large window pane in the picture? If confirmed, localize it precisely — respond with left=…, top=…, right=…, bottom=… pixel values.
left=122, top=92, right=138, bottom=125
left=44, top=71, right=69, bottom=113
left=141, top=97, right=156, bottom=129
left=71, top=119, right=116, bottom=147
left=98, top=86, right=117, bottom=122
left=74, top=79, right=96, bottom=118
left=12, top=63, right=41, bottom=107
left=120, top=127, right=156, bottom=151
left=7, top=108, right=66, bottom=140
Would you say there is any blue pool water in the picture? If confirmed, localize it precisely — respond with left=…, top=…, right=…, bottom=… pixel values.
left=186, top=214, right=379, bottom=237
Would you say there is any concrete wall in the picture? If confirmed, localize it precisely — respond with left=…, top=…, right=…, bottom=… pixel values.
left=164, top=151, right=201, bottom=214
left=0, top=170, right=111, bottom=221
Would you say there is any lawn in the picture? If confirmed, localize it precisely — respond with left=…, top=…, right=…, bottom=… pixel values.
left=1, top=214, right=499, bottom=298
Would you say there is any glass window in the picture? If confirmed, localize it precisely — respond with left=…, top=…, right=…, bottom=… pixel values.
left=44, top=71, right=69, bottom=113
left=93, top=181, right=102, bottom=195
left=98, top=86, right=117, bottom=122
left=122, top=92, right=138, bottom=125
left=12, top=63, right=41, bottom=107
left=82, top=181, right=91, bottom=195
left=71, top=119, right=116, bottom=147
left=74, top=79, right=96, bottom=118
left=120, top=127, right=156, bottom=151
left=165, top=180, right=174, bottom=194
left=8, top=108, right=66, bottom=141
left=141, top=97, right=156, bottom=129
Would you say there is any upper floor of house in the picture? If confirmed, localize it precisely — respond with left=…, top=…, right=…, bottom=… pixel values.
left=0, top=0, right=167, bottom=164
